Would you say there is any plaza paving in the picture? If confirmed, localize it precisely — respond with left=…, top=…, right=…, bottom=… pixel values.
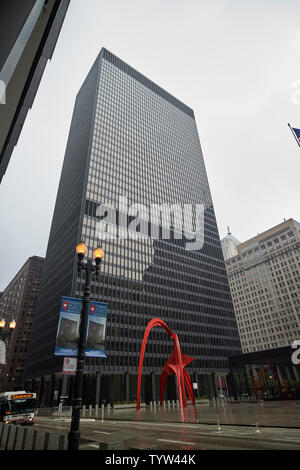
left=100, top=400, right=300, bottom=428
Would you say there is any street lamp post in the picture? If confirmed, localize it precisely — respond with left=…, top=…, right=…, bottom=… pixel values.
left=68, top=241, right=104, bottom=451
left=0, top=318, right=16, bottom=341
left=9, top=320, right=16, bottom=331
left=0, top=320, right=6, bottom=370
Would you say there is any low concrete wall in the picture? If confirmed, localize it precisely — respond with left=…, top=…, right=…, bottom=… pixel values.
left=0, top=422, right=68, bottom=450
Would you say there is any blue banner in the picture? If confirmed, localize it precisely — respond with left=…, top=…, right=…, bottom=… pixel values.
left=55, top=296, right=108, bottom=358
left=86, top=301, right=107, bottom=357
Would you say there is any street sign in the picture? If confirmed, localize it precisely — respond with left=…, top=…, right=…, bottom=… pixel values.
left=62, top=357, right=77, bottom=375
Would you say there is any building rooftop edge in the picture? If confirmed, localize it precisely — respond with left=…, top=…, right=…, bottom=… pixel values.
left=237, top=218, right=299, bottom=250
left=90, top=47, right=195, bottom=119
left=0, top=256, right=45, bottom=293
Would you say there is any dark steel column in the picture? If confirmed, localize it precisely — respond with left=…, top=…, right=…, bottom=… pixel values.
left=151, top=373, right=156, bottom=402
left=125, top=372, right=130, bottom=402
left=95, top=372, right=101, bottom=405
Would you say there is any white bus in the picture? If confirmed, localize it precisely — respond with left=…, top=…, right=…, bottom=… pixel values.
left=0, top=391, right=37, bottom=425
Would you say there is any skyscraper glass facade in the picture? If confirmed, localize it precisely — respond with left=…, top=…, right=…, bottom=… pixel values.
left=26, top=48, right=241, bottom=404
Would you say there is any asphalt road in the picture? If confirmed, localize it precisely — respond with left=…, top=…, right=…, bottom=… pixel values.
left=34, top=415, right=300, bottom=450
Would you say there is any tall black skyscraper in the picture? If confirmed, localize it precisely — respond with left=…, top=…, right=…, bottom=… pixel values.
left=25, top=48, right=241, bottom=404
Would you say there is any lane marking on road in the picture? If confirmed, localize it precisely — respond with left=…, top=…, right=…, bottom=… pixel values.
left=271, top=437, right=300, bottom=443
left=35, top=425, right=67, bottom=431
left=115, top=422, right=197, bottom=429
left=196, top=430, right=256, bottom=437
left=194, top=431, right=300, bottom=444
left=157, top=439, right=196, bottom=445
left=209, top=432, right=256, bottom=437
left=93, top=431, right=111, bottom=435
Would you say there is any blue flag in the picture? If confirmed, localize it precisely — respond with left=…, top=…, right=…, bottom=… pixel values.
left=288, top=123, right=300, bottom=147
left=292, top=127, right=300, bottom=141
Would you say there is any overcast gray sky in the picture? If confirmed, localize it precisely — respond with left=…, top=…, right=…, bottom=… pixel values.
left=0, top=0, right=300, bottom=290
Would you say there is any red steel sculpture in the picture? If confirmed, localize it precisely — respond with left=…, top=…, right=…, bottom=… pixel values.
left=136, top=318, right=195, bottom=410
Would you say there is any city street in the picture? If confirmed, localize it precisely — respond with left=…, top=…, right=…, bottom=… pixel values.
left=34, top=401, right=300, bottom=450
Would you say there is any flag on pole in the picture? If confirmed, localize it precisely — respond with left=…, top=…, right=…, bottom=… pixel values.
left=291, top=127, right=300, bottom=141
left=288, top=123, right=300, bottom=148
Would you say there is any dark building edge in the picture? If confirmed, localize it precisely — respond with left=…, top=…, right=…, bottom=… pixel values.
left=0, top=0, right=70, bottom=183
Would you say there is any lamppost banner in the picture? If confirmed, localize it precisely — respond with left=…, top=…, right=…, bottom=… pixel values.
left=54, top=296, right=107, bottom=357
left=85, top=301, right=107, bottom=357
